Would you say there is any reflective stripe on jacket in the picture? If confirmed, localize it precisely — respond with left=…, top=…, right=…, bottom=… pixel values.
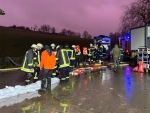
left=21, top=49, right=34, bottom=73
left=66, top=49, right=75, bottom=60
left=56, top=49, right=70, bottom=68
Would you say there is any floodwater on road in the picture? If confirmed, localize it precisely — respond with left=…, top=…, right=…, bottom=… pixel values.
left=0, top=66, right=150, bottom=113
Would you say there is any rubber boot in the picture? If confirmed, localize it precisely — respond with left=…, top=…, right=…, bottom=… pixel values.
left=47, top=77, right=51, bottom=90
left=33, top=79, right=38, bottom=83
left=39, top=78, right=47, bottom=92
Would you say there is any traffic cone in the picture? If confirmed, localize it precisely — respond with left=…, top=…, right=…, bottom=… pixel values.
left=133, top=66, right=138, bottom=72
left=138, top=61, right=145, bottom=73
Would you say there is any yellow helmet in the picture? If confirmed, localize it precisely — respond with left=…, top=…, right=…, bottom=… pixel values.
left=51, top=43, right=55, bottom=47
left=37, top=43, right=43, bottom=48
left=31, top=44, right=37, bottom=49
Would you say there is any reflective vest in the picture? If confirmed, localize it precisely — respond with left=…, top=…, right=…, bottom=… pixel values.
left=83, top=47, right=88, bottom=55
left=75, top=47, right=81, bottom=55
left=66, top=48, right=75, bottom=60
left=33, top=51, right=39, bottom=67
left=56, top=49, right=70, bottom=68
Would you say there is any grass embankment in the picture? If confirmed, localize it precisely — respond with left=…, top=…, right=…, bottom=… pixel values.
left=0, top=26, right=93, bottom=57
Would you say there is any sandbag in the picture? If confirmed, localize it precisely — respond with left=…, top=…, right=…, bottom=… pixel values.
left=0, top=88, right=17, bottom=99
left=51, top=77, right=60, bottom=84
left=25, top=83, right=40, bottom=93
left=15, top=85, right=28, bottom=94
left=0, top=91, right=41, bottom=108
left=133, top=66, right=138, bottom=72
left=51, top=83, right=59, bottom=91
left=26, top=91, right=41, bottom=99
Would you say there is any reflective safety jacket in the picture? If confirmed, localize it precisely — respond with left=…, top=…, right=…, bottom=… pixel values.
left=83, top=47, right=88, bottom=55
left=56, top=48, right=70, bottom=68
left=92, top=48, right=97, bottom=57
left=66, top=48, right=75, bottom=60
left=33, top=51, right=39, bottom=67
left=102, top=46, right=106, bottom=56
left=97, top=46, right=103, bottom=56
left=40, top=49, right=56, bottom=70
left=75, top=46, right=81, bottom=56
left=87, top=47, right=93, bottom=56
left=21, top=49, right=34, bottom=73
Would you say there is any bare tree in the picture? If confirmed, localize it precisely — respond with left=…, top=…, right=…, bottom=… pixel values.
left=82, top=31, right=89, bottom=38
left=51, top=27, right=56, bottom=33
left=87, top=34, right=92, bottom=39
left=40, top=24, right=51, bottom=33
left=109, top=32, right=120, bottom=48
left=34, top=24, right=38, bottom=31
left=61, top=29, right=67, bottom=35
left=119, top=0, right=150, bottom=35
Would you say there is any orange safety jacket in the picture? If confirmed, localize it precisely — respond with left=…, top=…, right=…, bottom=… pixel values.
left=40, top=50, right=56, bottom=70
left=83, top=47, right=88, bottom=55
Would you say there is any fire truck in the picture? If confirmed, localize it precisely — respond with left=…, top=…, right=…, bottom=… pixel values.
left=118, top=34, right=130, bottom=54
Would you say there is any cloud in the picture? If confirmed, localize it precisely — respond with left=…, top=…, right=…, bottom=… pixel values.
left=0, top=0, right=134, bottom=36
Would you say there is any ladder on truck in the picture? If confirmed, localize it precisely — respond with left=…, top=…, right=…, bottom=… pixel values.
left=137, top=47, right=150, bottom=70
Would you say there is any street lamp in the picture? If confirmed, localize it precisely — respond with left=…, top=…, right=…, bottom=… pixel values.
left=0, top=9, right=5, bottom=15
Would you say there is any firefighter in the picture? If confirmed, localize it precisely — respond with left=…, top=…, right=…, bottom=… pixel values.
left=39, top=45, right=56, bottom=91
left=97, top=45, right=103, bottom=64
left=50, top=43, right=56, bottom=55
left=71, top=45, right=76, bottom=68
left=50, top=43, right=57, bottom=77
left=111, top=44, right=120, bottom=72
left=56, top=45, right=70, bottom=83
left=65, top=44, right=75, bottom=72
left=32, top=43, right=43, bottom=83
left=75, top=45, right=81, bottom=68
left=131, top=51, right=135, bottom=66
left=88, top=44, right=93, bottom=64
left=119, top=47, right=124, bottom=63
left=131, top=50, right=137, bottom=66
left=102, top=45, right=106, bottom=62
left=92, top=46, right=97, bottom=63
left=83, top=47, right=88, bottom=66
left=21, top=44, right=37, bottom=85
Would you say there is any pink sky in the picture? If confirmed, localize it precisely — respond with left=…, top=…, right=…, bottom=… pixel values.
left=0, top=0, right=134, bottom=36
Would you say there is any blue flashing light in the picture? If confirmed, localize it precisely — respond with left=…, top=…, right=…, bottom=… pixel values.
left=125, top=34, right=130, bottom=40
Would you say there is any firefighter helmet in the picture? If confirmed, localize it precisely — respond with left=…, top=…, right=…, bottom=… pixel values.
left=51, top=43, right=55, bottom=47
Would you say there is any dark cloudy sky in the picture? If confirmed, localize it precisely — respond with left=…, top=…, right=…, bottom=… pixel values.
left=0, top=0, right=134, bottom=36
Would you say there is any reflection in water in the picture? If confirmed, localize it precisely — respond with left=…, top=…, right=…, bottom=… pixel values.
left=22, top=102, right=41, bottom=113
left=101, top=70, right=111, bottom=84
left=21, top=101, right=69, bottom=113
left=124, top=67, right=133, bottom=99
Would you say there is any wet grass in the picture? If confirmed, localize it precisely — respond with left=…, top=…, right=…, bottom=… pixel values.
left=0, top=26, right=93, bottom=57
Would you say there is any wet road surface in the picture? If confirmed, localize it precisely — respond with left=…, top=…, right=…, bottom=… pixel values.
left=0, top=66, right=150, bottom=113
